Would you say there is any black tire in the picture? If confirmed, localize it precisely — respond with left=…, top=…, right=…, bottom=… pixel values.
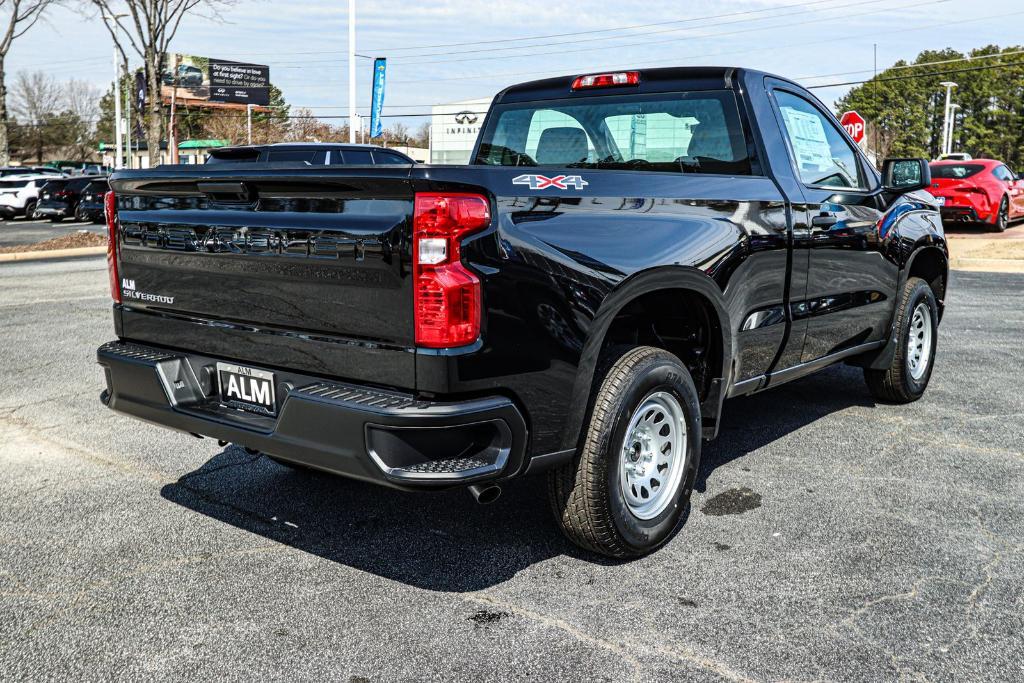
left=75, top=205, right=88, bottom=222
left=24, top=200, right=37, bottom=221
left=548, top=346, right=702, bottom=558
left=864, top=277, right=938, bottom=403
left=991, top=197, right=1009, bottom=233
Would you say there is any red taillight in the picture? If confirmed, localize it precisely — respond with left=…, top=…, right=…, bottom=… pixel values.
left=571, top=71, right=640, bottom=90
left=413, top=192, right=490, bottom=348
left=105, top=191, right=120, bottom=303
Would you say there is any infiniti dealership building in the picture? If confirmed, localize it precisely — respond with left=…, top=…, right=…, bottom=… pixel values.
left=429, top=98, right=491, bottom=164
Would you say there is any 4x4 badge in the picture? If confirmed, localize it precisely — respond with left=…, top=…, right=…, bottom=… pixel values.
left=513, top=174, right=589, bottom=190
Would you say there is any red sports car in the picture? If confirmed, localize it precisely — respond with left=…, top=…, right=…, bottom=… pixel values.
left=929, top=158, right=1024, bottom=232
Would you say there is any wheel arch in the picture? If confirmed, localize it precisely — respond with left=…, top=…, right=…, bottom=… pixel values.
left=559, top=266, right=733, bottom=451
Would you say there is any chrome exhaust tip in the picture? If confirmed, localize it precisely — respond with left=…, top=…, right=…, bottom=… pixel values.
left=468, top=484, right=502, bottom=505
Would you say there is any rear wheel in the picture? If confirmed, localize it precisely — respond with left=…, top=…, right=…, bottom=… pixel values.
left=24, top=200, right=37, bottom=221
left=864, top=277, right=938, bottom=403
left=991, top=197, right=1009, bottom=232
left=548, top=346, right=701, bottom=558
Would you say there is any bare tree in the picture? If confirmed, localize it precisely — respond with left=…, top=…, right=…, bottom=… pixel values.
left=10, top=70, right=60, bottom=161
left=9, top=72, right=100, bottom=161
left=0, top=0, right=58, bottom=165
left=285, top=108, right=348, bottom=143
left=85, top=0, right=233, bottom=165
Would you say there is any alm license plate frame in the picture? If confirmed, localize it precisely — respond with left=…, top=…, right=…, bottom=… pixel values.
left=216, top=362, right=277, bottom=416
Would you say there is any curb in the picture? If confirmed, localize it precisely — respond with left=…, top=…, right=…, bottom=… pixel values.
left=0, top=246, right=107, bottom=263
left=949, top=257, right=1024, bottom=274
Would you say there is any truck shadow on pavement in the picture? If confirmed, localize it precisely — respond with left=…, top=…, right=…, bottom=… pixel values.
left=160, top=364, right=875, bottom=591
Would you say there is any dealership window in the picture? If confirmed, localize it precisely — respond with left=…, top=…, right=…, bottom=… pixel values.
left=475, top=90, right=752, bottom=174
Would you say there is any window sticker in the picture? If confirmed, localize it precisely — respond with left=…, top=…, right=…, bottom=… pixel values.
left=780, top=107, right=833, bottom=173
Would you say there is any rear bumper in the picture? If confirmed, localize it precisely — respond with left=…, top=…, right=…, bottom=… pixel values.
left=35, top=205, right=68, bottom=217
left=97, top=340, right=529, bottom=489
left=939, top=206, right=984, bottom=222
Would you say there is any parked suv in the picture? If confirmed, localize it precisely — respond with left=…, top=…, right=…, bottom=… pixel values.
left=0, top=175, right=54, bottom=220
left=0, top=166, right=63, bottom=177
left=205, top=142, right=415, bottom=165
left=35, top=176, right=105, bottom=222
left=75, top=178, right=110, bottom=223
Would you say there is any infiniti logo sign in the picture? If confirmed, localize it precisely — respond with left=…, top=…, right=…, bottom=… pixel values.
left=454, top=111, right=478, bottom=125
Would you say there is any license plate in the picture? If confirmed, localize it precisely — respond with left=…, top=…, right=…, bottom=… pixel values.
left=935, top=196, right=946, bottom=206
left=217, top=362, right=277, bottom=416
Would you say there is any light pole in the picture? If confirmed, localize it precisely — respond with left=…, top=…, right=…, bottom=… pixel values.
left=939, top=81, right=957, bottom=158
left=102, top=12, right=128, bottom=169
left=348, top=0, right=356, bottom=143
left=946, top=103, right=961, bottom=156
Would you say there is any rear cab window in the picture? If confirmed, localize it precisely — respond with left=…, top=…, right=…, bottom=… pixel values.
left=474, top=90, right=754, bottom=175
left=930, top=164, right=984, bottom=179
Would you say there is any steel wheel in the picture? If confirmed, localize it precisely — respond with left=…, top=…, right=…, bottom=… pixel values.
left=618, top=391, right=687, bottom=520
left=907, top=302, right=933, bottom=381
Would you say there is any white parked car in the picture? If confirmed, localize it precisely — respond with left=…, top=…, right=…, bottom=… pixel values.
left=0, top=175, right=55, bottom=220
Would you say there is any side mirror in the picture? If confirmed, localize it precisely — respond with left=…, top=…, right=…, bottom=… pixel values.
left=882, top=158, right=931, bottom=193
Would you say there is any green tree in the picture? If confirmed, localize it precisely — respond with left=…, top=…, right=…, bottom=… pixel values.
left=837, top=45, right=1024, bottom=167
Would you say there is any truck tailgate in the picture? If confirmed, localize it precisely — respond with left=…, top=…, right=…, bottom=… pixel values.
left=109, top=168, right=416, bottom=388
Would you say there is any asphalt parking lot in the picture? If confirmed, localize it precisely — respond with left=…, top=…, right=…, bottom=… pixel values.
left=0, top=218, right=105, bottom=248
left=1, top=257, right=1022, bottom=681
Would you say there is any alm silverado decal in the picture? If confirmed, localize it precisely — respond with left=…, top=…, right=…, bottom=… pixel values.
left=121, top=278, right=175, bottom=305
left=513, top=174, right=589, bottom=190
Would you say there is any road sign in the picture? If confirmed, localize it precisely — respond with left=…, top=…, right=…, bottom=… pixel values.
left=840, top=111, right=866, bottom=144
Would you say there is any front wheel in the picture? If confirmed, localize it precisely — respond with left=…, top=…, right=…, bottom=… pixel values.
left=548, top=346, right=701, bottom=558
left=864, top=277, right=938, bottom=403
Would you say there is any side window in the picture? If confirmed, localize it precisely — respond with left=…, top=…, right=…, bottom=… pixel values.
left=340, top=149, right=373, bottom=165
left=775, top=90, right=864, bottom=190
left=371, top=152, right=409, bottom=164
left=993, top=165, right=1014, bottom=182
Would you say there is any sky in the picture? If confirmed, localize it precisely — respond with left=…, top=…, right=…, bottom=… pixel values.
left=8, top=0, right=1023, bottom=127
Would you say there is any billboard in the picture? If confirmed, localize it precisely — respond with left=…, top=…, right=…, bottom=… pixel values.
left=160, top=53, right=270, bottom=107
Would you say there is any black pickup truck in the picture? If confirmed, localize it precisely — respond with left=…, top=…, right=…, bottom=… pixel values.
left=98, top=67, right=947, bottom=558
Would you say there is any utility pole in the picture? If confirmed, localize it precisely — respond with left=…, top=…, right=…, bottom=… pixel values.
left=247, top=103, right=254, bottom=144
left=939, top=81, right=957, bottom=158
left=348, top=0, right=356, bottom=143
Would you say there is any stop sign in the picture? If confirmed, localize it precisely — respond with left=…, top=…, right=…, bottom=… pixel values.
left=840, top=111, right=866, bottom=144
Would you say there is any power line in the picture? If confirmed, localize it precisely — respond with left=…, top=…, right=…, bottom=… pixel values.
left=379, top=0, right=863, bottom=58
left=384, top=6, right=1021, bottom=87
left=384, top=0, right=952, bottom=66
left=796, top=48, right=1024, bottom=81
left=218, top=0, right=855, bottom=58
left=259, top=0, right=945, bottom=67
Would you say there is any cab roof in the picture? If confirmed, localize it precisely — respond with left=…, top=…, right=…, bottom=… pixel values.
left=494, top=66, right=787, bottom=104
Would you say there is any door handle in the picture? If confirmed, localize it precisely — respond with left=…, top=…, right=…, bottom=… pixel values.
left=811, top=213, right=838, bottom=229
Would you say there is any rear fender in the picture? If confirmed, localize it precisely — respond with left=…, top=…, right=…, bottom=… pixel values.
left=559, top=266, right=733, bottom=450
